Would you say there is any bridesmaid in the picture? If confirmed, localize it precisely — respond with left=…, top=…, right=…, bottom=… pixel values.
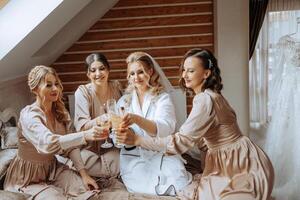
left=73, top=53, right=122, bottom=178
left=4, top=65, right=107, bottom=199
left=117, top=52, right=191, bottom=196
left=117, top=49, right=274, bottom=200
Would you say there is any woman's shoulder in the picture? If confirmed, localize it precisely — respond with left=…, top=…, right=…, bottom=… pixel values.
left=76, top=83, right=92, bottom=92
left=193, top=90, right=214, bottom=107
left=75, top=83, right=93, bottom=97
left=20, top=103, right=45, bottom=123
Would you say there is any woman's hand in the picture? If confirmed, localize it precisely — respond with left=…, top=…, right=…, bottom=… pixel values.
left=116, top=127, right=141, bottom=146
left=79, top=169, right=99, bottom=190
left=84, top=126, right=109, bottom=142
left=121, top=113, right=140, bottom=127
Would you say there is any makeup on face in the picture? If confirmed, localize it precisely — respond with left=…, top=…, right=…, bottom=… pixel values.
left=128, top=62, right=150, bottom=88
left=38, top=73, right=60, bottom=102
left=88, top=61, right=109, bottom=84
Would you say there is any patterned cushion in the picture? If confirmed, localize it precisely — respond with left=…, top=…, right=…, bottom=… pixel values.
left=0, top=149, right=17, bottom=180
left=0, top=127, right=18, bottom=149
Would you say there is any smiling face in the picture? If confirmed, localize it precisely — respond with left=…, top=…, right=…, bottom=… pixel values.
left=87, top=61, right=109, bottom=86
left=36, top=73, right=61, bottom=103
left=127, top=61, right=152, bottom=91
left=182, top=56, right=211, bottom=94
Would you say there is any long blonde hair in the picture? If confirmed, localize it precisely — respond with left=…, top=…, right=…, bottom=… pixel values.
left=125, top=52, right=163, bottom=96
left=28, top=65, right=69, bottom=124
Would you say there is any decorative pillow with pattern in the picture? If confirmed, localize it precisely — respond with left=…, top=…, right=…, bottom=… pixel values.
left=0, top=127, right=18, bottom=149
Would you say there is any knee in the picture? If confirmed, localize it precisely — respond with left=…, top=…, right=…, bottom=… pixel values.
left=105, top=149, right=120, bottom=177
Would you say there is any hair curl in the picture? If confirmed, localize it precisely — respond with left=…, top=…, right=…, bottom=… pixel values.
left=179, top=48, right=223, bottom=93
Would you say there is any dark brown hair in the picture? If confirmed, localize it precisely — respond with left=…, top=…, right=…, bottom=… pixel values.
left=85, top=53, right=110, bottom=71
left=179, top=48, right=223, bottom=93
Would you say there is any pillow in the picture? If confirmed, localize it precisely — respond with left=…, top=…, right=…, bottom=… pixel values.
left=0, top=120, right=3, bottom=131
left=0, top=127, right=18, bottom=149
left=0, top=190, right=30, bottom=200
left=0, top=149, right=17, bottom=180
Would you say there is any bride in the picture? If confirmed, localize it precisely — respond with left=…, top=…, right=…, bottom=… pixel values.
left=117, top=52, right=192, bottom=196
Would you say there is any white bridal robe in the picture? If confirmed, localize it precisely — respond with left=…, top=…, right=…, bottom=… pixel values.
left=117, top=90, right=192, bottom=196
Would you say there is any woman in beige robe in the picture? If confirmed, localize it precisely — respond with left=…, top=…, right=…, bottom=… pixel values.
left=73, top=53, right=122, bottom=178
left=117, top=49, right=274, bottom=200
left=4, top=65, right=107, bottom=199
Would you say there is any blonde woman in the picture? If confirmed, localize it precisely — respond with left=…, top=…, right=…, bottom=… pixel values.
left=73, top=53, right=122, bottom=178
left=117, top=52, right=191, bottom=196
left=4, top=66, right=107, bottom=199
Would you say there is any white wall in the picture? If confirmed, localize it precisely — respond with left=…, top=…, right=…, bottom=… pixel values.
left=0, top=76, right=33, bottom=117
left=0, top=0, right=118, bottom=82
left=214, top=0, right=249, bottom=135
left=0, top=0, right=118, bottom=115
left=0, top=0, right=63, bottom=59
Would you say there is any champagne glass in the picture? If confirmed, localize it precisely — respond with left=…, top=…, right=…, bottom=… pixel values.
left=97, top=113, right=113, bottom=149
left=106, top=99, right=123, bottom=148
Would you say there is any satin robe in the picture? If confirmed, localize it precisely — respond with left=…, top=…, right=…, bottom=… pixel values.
left=139, top=89, right=274, bottom=200
left=4, top=102, right=96, bottom=199
left=117, top=90, right=192, bottom=195
left=71, top=81, right=122, bottom=178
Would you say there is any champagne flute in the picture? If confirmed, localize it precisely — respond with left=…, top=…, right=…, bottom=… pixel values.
left=106, top=99, right=123, bottom=148
left=97, top=113, right=113, bottom=148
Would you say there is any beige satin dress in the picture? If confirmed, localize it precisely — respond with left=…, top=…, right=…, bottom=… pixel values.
left=139, top=89, right=274, bottom=200
left=4, top=103, right=96, bottom=200
left=73, top=81, right=122, bottom=178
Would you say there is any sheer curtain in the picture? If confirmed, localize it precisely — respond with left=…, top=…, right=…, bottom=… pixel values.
left=249, top=0, right=300, bottom=127
left=250, top=1, right=300, bottom=199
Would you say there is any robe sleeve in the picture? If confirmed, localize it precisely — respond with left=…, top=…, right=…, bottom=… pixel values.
left=140, top=92, right=215, bottom=155
left=20, top=106, right=87, bottom=155
left=74, top=86, right=97, bottom=131
left=152, top=93, right=176, bottom=137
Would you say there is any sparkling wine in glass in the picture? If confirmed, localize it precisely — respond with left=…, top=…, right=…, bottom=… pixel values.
left=97, top=113, right=113, bottom=148
left=106, top=99, right=124, bottom=147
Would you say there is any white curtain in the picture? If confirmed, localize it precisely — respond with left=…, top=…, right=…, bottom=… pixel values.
left=249, top=0, right=300, bottom=127
left=250, top=1, right=300, bottom=199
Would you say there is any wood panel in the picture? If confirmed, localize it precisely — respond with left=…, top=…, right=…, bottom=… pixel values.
left=52, top=0, right=214, bottom=114
left=91, top=15, right=212, bottom=30
left=79, top=25, right=213, bottom=41
left=68, top=35, right=212, bottom=52
left=57, top=46, right=214, bottom=63
left=115, top=0, right=211, bottom=7
left=103, top=4, right=212, bottom=18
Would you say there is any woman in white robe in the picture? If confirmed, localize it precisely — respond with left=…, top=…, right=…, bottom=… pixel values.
left=117, top=52, right=192, bottom=196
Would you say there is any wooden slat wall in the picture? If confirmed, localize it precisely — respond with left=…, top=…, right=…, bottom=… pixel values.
left=52, top=0, right=214, bottom=113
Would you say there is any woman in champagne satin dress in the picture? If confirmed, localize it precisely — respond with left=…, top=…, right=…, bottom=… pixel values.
left=4, top=65, right=108, bottom=199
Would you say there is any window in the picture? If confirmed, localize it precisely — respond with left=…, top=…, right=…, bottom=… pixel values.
left=249, top=8, right=300, bottom=127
